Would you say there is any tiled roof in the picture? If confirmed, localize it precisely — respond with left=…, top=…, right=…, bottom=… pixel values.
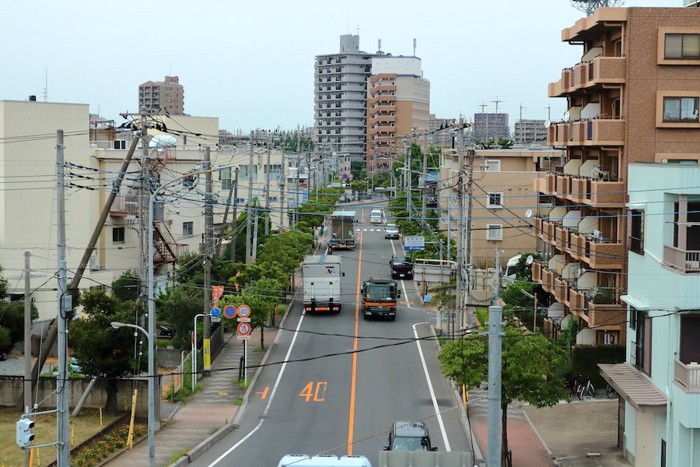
left=599, top=362, right=667, bottom=413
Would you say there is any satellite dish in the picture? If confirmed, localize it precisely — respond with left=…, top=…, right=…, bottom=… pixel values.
left=526, top=255, right=534, bottom=265
left=544, top=120, right=552, bottom=128
left=563, top=110, right=571, bottom=122
left=525, top=209, right=533, bottom=218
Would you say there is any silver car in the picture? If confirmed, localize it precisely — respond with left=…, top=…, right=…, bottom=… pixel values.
left=384, top=223, right=400, bottom=239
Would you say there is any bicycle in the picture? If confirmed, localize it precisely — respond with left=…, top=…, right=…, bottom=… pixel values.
left=577, top=378, right=595, bottom=400
left=606, top=383, right=618, bottom=399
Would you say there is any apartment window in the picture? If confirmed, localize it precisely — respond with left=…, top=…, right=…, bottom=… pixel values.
left=239, top=164, right=258, bottom=182
left=663, top=97, right=699, bottom=122
left=672, top=200, right=700, bottom=251
left=183, top=222, right=193, bottom=236
left=484, top=159, right=501, bottom=172
left=629, top=209, right=644, bottom=255
left=486, top=224, right=503, bottom=241
left=665, top=33, right=700, bottom=59
left=264, top=164, right=283, bottom=180
left=219, top=166, right=232, bottom=190
left=112, top=227, right=125, bottom=243
left=631, top=306, right=651, bottom=376
left=487, top=192, right=503, bottom=209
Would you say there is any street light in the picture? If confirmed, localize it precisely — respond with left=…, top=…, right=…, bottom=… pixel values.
left=110, top=321, right=155, bottom=467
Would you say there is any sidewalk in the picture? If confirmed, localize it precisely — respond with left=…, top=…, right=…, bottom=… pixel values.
left=106, top=327, right=277, bottom=467
left=469, top=389, right=629, bottom=467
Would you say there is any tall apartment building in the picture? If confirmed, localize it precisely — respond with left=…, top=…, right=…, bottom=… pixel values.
left=513, top=119, right=547, bottom=144
left=472, top=113, right=510, bottom=142
left=366, top=56, right=430, bottom=173
left=139, top=75, right=185, bottom=115
left=314, top=35, right=372, bottom=161
left=533, top=7, right=700, bottom=347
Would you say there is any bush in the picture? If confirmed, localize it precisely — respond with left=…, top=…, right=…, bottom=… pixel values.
left=0, top=325, right=10, bottom=353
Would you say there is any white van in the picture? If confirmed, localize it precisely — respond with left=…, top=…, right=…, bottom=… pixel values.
left=370, top=209, right=383, bottom=224
left=277, top=454, right=372, bottom=467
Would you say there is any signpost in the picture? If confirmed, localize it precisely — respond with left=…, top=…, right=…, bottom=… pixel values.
left=236, top=304, right=251, bottom=381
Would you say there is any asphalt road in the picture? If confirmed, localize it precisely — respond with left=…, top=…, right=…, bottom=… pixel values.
left=192, top=204, right=472, bottom=466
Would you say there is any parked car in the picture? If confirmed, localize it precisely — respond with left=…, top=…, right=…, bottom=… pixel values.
left=384, top=223, right=400, bottom=239
left=384, top=420, right=437, bottom=451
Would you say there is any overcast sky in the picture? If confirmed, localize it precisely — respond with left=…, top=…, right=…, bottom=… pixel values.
left=0, top=0, right=684, bottom=133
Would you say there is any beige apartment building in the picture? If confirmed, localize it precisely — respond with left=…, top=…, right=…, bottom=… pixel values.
left=138, top=75, right=185, bottom=115
left=439, top=148, right=558, bottom=269
left=366, top=57, right=430, bottom=174
left=0, top=101, right=292, bottom=320
left=534, top=7, right=700, bottom=346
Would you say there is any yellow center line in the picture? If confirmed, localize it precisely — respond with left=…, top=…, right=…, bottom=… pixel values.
left=347, top=230, right=363, bottom=456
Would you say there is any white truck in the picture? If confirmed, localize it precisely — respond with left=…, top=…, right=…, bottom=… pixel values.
left=302, top=255, right=344, bottom=313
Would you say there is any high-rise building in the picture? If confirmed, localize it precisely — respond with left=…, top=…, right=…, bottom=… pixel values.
left=139, top=75, right=185, bottom=115
left=514, top=119, right=547, bottom=144
left=534, top=11, right=700, bottom=462
left=314, top=35, right=372, bottom=161
left=366, top=56, right=430, bottom=173
left=473, top=113, right=510, bottom=142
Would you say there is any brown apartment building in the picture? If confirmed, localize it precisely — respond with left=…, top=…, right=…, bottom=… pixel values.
left=534, top=7, right=700, bottom=346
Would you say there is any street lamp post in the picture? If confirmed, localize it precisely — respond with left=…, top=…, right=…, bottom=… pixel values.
left=110, top=321, right=155, bottom=467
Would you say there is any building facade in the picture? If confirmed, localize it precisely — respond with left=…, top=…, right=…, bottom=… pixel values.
left=314, top=35, right=373, bottom=162
left=366, top=56, right=430, bottom=174
left=533, top=7, right=700, bottom=346
left=514, top=119, right=547, bottom=145
left=473, top=113, right=510, bottom=142
left=600, top=163, right=700, bottom=467
left=138, top=75, right=185, bottom=115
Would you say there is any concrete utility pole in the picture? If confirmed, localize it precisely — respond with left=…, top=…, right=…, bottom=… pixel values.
left=56, top=130, right=70, bottom=466
left=24, top=251, right=31, bottom=467
left=456, top=146, right=465, bottom=340
left=265, top=137, right=271, bottom=235
left=487, top=303, right=503, bottom=467
left=280, top=151, right=286, bottom=230
left=140, top=112, right=150, bottom=314
left=421, top=149, right=427, bottom=228
left=465, top=147, right=476, bottom=328
left=252, top=209, right=259, bottom=262
left=245, top=137, right=254, bottom=263
left=203, top=147, right=213, bottom=348
left=229, top=167, right=239, bottom=262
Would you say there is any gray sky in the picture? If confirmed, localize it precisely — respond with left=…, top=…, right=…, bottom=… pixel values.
left=0, top=0, right=683, bottom=133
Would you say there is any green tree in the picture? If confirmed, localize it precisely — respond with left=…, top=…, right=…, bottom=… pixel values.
left=0, top=325, right=11, bottom=353
left=156, top=285, right=203, bottom=350
left=0, top=301, right=38, bottom=345
left=69, top=289, right=145, bottom=414
left=112, top=270, right=140, bottom=302
left=221, top=277, right=282, bottom=349
left=438, top=325, right=569, bottom=463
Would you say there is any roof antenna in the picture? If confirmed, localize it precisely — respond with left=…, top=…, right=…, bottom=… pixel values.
left=413, top=38, right=417, bottom=57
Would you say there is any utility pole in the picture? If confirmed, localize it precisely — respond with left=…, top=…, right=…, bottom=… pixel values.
left=230, top=167, right=239, bottom=262
left=421, top=148, right=427, bottom=228
left=245, top=137, right=254, bottom=264
left=265, top=136, right=271, bottom=235
left=252, top=209, right=259, bottom=262
left=280, top=151, right=286, bottom=230
left=24, top=251, right=32, bottom=467
left=487, top=248, right=503, bottom=467
left=56, top=130, right=70, bottom=466
left=202, top=147, right=213, bottom=360
left=456, top=143, right=464, bottom=339
left=140, top=111, right=150, bottom=316
left=465, top=147, right=476, bottom=328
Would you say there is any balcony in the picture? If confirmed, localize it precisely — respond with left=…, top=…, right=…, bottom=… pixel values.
left=583, top=238, right=625, bottom=270
left=569, top=288, right=586, bottom=316
left=555, top=174, right=572, bottom=199
left=542, top=267, right=555, bottom=294
left=548, top=123, right=569, bottom=146
left=548, top=68, right=572, bottom=97
left=571, top=62, right=588, bottom=91
left=542, top=220, right=557, bottom=244
left=585, top=56, right=626, bottom=87
left=663, top=246, right=700, bottom=273
left=557, top=119, right=626, bottom=147
left=534, top=174, right=556, bottom=195
left=569, top=232, right=587, bottom=261
left=567, top=177, right=625, bottom=207
left=532, top=261, right=543, bottom=282
left=675, top=360, right=700, bottom=393
left=586, top=303, right=625, bottom=329
left=553, top=276, right=570, bottom=305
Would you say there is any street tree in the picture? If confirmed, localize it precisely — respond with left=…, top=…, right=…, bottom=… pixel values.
left=438, top=325, right=569, bottom=464
left=69, top=289, right=145, bottom=414
left=156, top=284, right=203, bottom=350
left=221, top=277, right=282, bottom=349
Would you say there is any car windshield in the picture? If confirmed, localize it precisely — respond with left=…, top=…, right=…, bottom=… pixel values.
left=393, top=437, right=427, bottom=451
left=393, top=256, right=409, bottom=264
left=364, top=284, right=395, bottom=300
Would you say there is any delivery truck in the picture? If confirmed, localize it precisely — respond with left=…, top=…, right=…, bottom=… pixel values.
left=302, top=255, right=344, bottom=313
left=328, top=210, right=356, bottom=250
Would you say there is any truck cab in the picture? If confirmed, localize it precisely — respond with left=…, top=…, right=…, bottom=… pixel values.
left=361, top=278, right=401, bottom=320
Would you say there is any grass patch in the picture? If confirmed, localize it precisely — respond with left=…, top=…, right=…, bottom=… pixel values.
left=0, top=407, right=121, bottom=466
left=169, top=449, right=190, bottom=464
left=233, top=396, right=244, bottom=406
left=236, top=378, right=251, bottom=390
left=475, top=306, right=489, bottom=326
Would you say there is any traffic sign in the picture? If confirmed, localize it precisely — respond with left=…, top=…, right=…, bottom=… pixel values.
left=223, top=304, right=237, bottom=319
left=404, top=235, right=425, bottom=251
left=237, top=322, right=252, bottom=336
left=237, top=304, right=252, bottom=319
left=210, top=307, right=221, bottom=318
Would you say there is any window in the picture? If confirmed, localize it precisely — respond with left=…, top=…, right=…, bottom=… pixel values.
left=220, top=166, right=232, bottom=190
left=631, top=306, right=651, bottom=376
left=112, top=227, right=125, bottom=243
left=486, top=224, right=503, bottom=241
left=665, top=33, right=700, bottom=59
left=183, top=221, right=193, bottom=236
left=663, top=97, right=699, bottom=122
left=487, top=192, right=503, bottom=209
left=239, top=164, right=258, bottom=182
left=484, top=160, right=501, bottom=172
left=629, top=209, right=644, bottom=255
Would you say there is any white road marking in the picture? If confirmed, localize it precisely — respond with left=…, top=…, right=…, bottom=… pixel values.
left=210, top=310, right=306, bottom=465
left=413, top=322, right=451, bottom=452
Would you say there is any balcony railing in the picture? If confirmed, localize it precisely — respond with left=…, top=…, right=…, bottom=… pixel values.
left=663, top=246, right=700, bottom=273
left=585, top=56, right=626, bottom=86
left=586, top=303, right=625, bottom=329
left=675, top=360, right=700, bottom=393
left=584, top=237, right=625, bottom=270
left=534, top=174, right=556, bottom=195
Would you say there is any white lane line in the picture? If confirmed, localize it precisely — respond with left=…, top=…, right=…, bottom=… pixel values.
left=412, top=322, right=451, bottom=452
left=210, top=311, right=306, bottom=466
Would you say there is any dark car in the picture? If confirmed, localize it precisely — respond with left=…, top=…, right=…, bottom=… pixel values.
left=384, top=420, right=437, bottom=451
left=390, top=255, right=414, bottom=279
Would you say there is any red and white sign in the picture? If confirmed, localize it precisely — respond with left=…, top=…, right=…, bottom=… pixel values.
left=237, top=322, right=252, bottom=336
left=237, top=304, right=251, bottom=319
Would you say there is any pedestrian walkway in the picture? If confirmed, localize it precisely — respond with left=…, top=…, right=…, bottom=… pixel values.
left=106, top=327, right=277, bottom=467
